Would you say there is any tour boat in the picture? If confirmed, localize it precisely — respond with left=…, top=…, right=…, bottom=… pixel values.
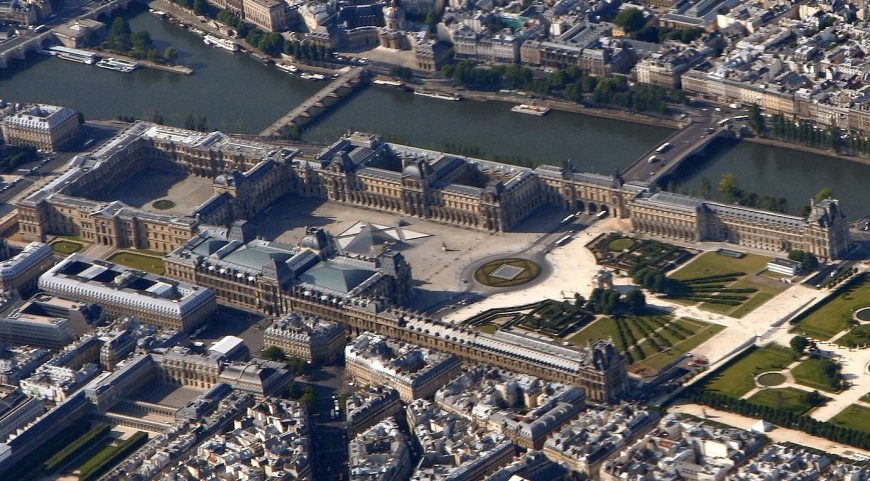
left=96, top=57, right=139, bottom=73
left=203, top=34, right=239, bottom=52
left=414, top=89, right=461, bottom=101
left=299, top=72, right=327, bottom=80
left=276, top=63, right=299, bottom=74
left=373, top=79, right=406, bottom=88
left=49, top=46, right=96, bottom=65
left=511, top=103, right=550, bottom=116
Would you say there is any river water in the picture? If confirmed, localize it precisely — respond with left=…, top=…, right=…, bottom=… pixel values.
left=1, top=8, right=868, bottom=216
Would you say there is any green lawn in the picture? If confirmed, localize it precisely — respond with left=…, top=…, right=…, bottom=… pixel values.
left=570, top=317, right=622, bottom=350
left=727, top=292, right=775, bottom=319
left=608, top=238, right=635, bottom=251
left=836, top=324, right=870, bottom=349
left=860, top=393, right=870, bottom=403
left=670, top=252, right=784, bottom=318
left=830, top=404, right=870, bottom=434
left=478, top=324, right=498, bottom=334
left=793, top=277, right=870, bottom=340
left=639, top=321, right=724, bottom=370
left=670, top=251, right=770, bottom=281
left=569, top=314, right=723, bottom=373
left=107, top=252, right=165, bottom=275
left=747, top=387, right=818, bottom=415
left=791, top=359, right=840, bottom=392
left=51, top=240, right=83, bottom=255
left=703, top=345, right=797, bottom=398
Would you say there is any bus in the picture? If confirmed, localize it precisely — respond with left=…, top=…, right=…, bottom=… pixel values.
left=732, top=115, right=749, bottom=121
left=555, top=235, right=572, bottom=246
left=560, top=214, right=576, bottom=225
left=655, top=143, right=672, bottom=153
left=595, top=210, right=609, bottom=220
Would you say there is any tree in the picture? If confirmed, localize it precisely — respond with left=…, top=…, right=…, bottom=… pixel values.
left=718, top=172, right=741, bottom=203
left=262, top=346, right=286, bottom=362
left=813, top=187, right=833, bottom=203
left=748, top=104, right=765, bottom=135
left=613, top=8, right=646, bottom=33
left=790, top=335, right=809, bottom=355
left=197, top=116, right=208, bottom=132
left=285, top=357, right=309, bottom=377
left=163, top=47, right=179, bottom=63
left=131, top=31, right=155, bottom=57
left=626, top=289, right=646, bottom=313
left=246, top=28, right=264, bottom=48
left=299, top=385, right=318, bottom=413
left=804, top=390, right=825, bottom=406
left=788, top=250, right=819, bottom=271
left=258, top=32, right=284, bottom=57
left=184, top=113, right=197, bottom=130
left=389, top=66, right=413, bottom=80
left=110, top=17, right=131, bottom=37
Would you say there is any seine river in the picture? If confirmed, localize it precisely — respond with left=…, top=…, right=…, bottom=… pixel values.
left=1, top=8, right=869, bottom=216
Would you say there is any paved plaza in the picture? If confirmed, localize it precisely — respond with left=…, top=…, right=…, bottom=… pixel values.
left=253, top=194, right=570, bottom=309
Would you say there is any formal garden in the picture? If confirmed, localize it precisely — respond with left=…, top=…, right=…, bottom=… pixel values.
left=589, top=233, right=694, bottom=273
left=665, top=250, right=787, bottom=318
left=568, top=314, right=723, bottom=373
left=791, top=274, right=870, bottom=344
left=700, top=344, right=798, bottom=398
left=686, top=342, right=870, bottom=450
left=107, top=250, right=166, bottom=275
left=0, top=422, right=147, bottom=481
left=463, top=299, right=592, bottom=337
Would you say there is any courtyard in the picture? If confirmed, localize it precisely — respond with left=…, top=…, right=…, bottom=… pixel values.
left=252, top=194, right=570, bottom=311
left=95, top=166, right=215, bottom=217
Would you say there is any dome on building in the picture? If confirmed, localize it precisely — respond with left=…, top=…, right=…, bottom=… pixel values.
left=383, top=0, right=405, bottom=30
left=214, top=170, right=244, bottom=187
left=402, top=163, right=423, bottom=179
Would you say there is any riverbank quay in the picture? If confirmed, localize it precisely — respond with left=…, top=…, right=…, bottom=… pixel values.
left=85, top=48, right=193, bottom=75
left=742, top=134, right=870, bottom=168
left=416, top=82, right=685, bottom=130
left=148, top=0, right=341, bottom=76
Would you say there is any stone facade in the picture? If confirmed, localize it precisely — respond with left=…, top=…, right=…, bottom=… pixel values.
left=242, top=0, right=286, bottom=31
left=264, top=312, right=346, bottom=364
left=1, top=104, right=80, bottom=152
left=20, top=123, right=848, bottom=262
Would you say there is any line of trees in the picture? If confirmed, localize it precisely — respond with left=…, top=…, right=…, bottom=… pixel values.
left=588, top=287, right=646, bottom=315
left=770, top=114, right=854, bottom=153
left=105, top=18, right=178, bottom=63
left=441, top=61, right=674, bottom=114
left=0, top=146, right=37, bottom=173
left=215, top=9, right=334, bottom=60
left=718, top=172, right=789, bottom=213
left=686, top=388, right=870, bottom=450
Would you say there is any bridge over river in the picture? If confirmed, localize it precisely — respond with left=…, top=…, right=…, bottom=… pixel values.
left=622, top=116, right=734, bottom=185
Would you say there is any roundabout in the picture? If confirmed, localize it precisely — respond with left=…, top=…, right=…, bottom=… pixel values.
left=473, top=258, right=542, bottom=288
